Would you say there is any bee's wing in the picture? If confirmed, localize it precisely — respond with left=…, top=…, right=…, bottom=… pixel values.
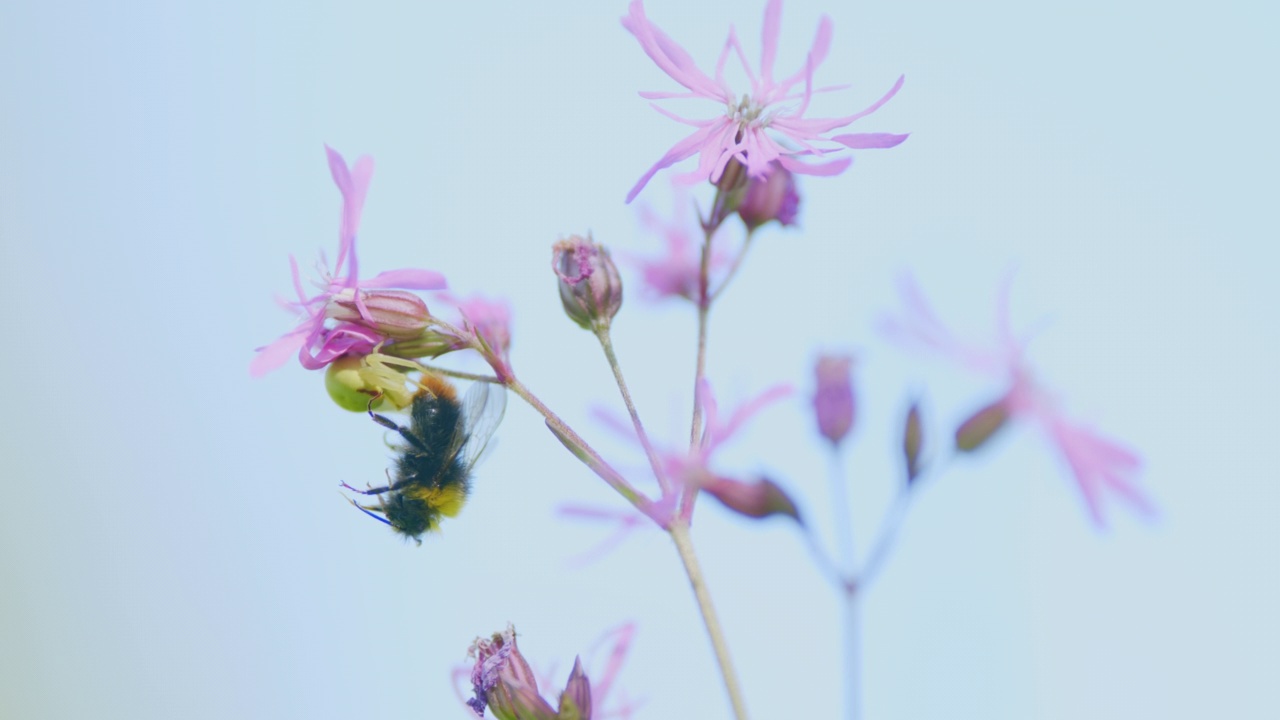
left=459, top=381, right=507, bottom=470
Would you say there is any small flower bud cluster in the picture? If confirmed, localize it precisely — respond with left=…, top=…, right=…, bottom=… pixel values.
left=468, top=625, right=594, bottom=720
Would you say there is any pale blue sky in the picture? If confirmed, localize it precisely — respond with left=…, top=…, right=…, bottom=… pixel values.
left=1, top=1, right=1276, bottom=718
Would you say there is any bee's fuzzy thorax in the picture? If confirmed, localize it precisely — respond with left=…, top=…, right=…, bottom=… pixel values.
left=417, top=373, right=458, bottom=402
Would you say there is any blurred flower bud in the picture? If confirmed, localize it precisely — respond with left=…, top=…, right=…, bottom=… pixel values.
left=380, top=328, right=467, bottom=360
left=737, top=163, right=799, bottom=230
left=903, top=400, right=924, bottom=484
left=468, top=625, right=557, bottom=720
left=552, top=235, right=623, bottom=331
left=813, top=354, right=856, bottom=447
left=955, top=397, right=1011, bottom=452
left=326, top=289, right=430, bottom=340
left=702, top=476, right=802, bottom=523
left=557, top=657, right=593, bottom=720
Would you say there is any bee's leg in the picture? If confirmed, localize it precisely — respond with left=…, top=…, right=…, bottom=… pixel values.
left=340, top=481, right=392, bottom=495
left=367, top=394, right=429, bottom=453
left=345, top=497, right=392, bottom=527
left=340, top=470, right=401, bottom=496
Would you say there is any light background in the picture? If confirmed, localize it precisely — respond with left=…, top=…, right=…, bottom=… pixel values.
left=1, top=0, right=1275, bottom=718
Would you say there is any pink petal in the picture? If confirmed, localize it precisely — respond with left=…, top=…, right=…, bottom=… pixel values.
left=249, top=329, right=308, bottom=377
left=759, top=0, right=782, bottom=89
left=773, top=74, right=905, bottom=136
left=588, top=624, right=637, bottom=713
left=627, top=123, right=724, bottom=203
left=361, top=268, right=449, bottom=291
left=770, top=15, right=833, bottom=101
left=715, top=384, right=792, bottom=447
left=776, top=154, right=852, bottom=176
left=621, top=1, right=723, bottom=101
left=830, top=132, right=911, bottom=149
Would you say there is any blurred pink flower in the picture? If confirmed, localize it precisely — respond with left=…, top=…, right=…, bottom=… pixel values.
left=590, top=380, right=792, bottom=529
left=621, top=0, right=907, bottom=202
left=628, top=191, right=732, bottom=303
left=250, top=146, right=447, bottom=377
left=881, top=274, right=1154, bottom=526
left=434, top=292, right=514, bottom=378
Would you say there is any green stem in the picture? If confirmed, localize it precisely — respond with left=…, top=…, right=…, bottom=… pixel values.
left=408, top=364, right=500, bottom=384
left=669, top=521, right=750, bottom=720
left=503, top=374, right=653, bottom=516
left=709, top=228, right=756, bottom=303
left=596, top=326, right=670, bottom=495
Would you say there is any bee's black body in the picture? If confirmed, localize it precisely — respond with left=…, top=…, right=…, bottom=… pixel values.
left=344, top=374, right=504, bottom=543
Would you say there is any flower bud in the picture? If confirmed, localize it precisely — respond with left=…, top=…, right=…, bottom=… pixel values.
left=702, top=475, right=802, bottom=523
left=468, top=625, right=557, bottom=720
left=955, top=397, right=1010, bottom=453
left=326, top=289, right=430, bottom=340
left=552, top=235, right=623, bottom=331
left=557, top=657, right=593, bottom=720
left=737, top=163, right=799, bottom=230
left=903, top=400, right=924, bottom=484
left=813, top=354, right=856, bottom=447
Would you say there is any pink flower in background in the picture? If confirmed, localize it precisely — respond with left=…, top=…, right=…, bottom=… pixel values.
left=590, top=380, right=793, bottom=529
left=628, top=191, right=732, bottom=303
left=250, top=146, right=447, bottom=377
left=621, top=0, right=908, bottom=202
left=435, top=292, right=513, bottom=358
left=881, top=274, right=1154, bottom=526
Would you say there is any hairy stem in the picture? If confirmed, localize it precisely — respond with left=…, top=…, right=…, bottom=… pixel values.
left=408, top=363, right=500, bottom=384
left=503, top=374, right=654, bottom=516
left=709, top=228, right=756, bottom=303
left=669, top=520, right=750, bottom=720
left=596, top=327, right=670, bottom=495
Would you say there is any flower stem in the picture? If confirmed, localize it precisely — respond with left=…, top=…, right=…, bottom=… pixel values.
left=688, top=234, right=713, bottom=447
left=853, top=487, right=911, bottom=594
left=410, top=363, right=501, bottom=384
left=679, top=213, right=719, bottom=522
left=709, top=228, right=756, bottom=303
left=827, top=447, right=861, bottom=720
left=669, top=520, right=750, bottom=720
left=503, top=374, right=654, bottom=516
left=596, top=327, right=670, bottom=495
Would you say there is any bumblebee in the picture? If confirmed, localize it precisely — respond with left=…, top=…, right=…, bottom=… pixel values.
left=342, top=373, right=506, bottom=543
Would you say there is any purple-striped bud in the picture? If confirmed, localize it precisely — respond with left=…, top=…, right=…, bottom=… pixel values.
left=813, top=354, right=857, bottom=447
left=553, top=235, right=623, bottom=331
left=557, top=657, right=593, bottom=720
left=326, top=289, right=430, bottom=340
left=738, top=163, right=799, bottom=230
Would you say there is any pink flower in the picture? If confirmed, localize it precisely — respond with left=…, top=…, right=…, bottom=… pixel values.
left=250, top=146, right=447, bottom=377
left=591, top=380, right=792, bottom=528
left=621, top=0, right=908, bottom=202
left=434, top=291, right=513, bottom=369
left=628, top=192, right=732, bottom=303
left=881, top=274, right=1155, bottom=526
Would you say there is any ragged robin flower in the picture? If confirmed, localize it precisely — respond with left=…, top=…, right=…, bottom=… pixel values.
left=622, top=0, right=908, bottom=202
left=249, top=146, right=447, bottom=377
left=881, top=274, right=1155, bottom=526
